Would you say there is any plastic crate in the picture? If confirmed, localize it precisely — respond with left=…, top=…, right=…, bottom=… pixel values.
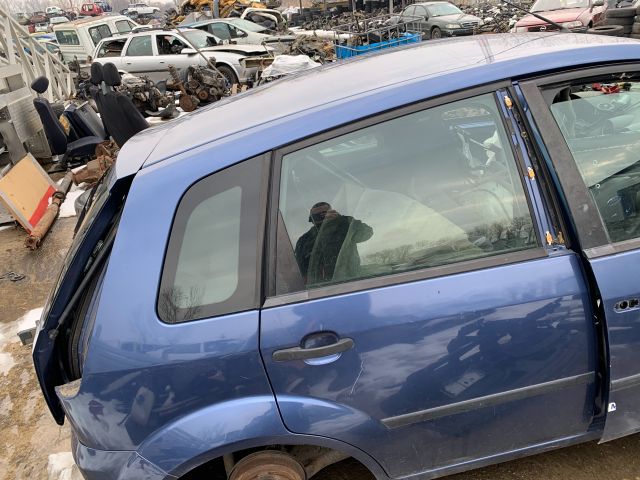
left=335, top=32, right=421, bottom=59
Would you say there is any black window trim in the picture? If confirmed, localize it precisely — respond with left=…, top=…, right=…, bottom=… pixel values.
left=157, top=154, right=270, bottom=324
left=265, top=81, right=547, bottom=307
left=519, top=62, right=640, bottom=258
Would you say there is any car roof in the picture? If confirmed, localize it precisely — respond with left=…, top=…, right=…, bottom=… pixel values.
left=54, top=15, right=128, bottom=27
left=115, top=33, right=640, bottom=179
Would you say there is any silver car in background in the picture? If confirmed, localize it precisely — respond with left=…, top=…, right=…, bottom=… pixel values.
left=92, top=28, right=271, bottom=84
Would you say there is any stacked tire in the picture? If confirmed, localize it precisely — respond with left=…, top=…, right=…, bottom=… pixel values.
left=592, top=6, right=638, bottom=37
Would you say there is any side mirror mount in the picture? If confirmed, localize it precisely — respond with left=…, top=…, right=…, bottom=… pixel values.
left=181, top=47, right=197, bottom=55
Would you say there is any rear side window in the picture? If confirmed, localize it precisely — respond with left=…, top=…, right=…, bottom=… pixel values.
left=55, top=30, right=80, bottom=45
left=97, top=38, right=126, bottom=57
left=158, top=157, right=264, bottom=323
left=548, top=77, right=640, bottom=243
left=126, top=35, right=152, bottom=56
left=115, top=20, right=133, bottom=33
left=89, top=24, right=112, bottom=46
left=275, top=93, right=538, bottom=294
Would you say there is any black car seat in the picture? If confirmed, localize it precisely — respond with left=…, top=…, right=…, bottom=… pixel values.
left=31, top=76, right=102, bottom=165
left=101, top=62, right=149, bottom=147
left=64, top=103, right=107, bottom=140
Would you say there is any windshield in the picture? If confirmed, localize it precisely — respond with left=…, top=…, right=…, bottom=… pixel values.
left=531, top=0, right=589, bottom=11
left=229, top=18, right=267, bottom=32
left=426, top=3, right=463, bottom=16
left=181, top=29, right=218, bottom=48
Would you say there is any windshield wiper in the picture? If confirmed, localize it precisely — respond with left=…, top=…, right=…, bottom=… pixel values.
left=501, top=0, right=568, bottom=31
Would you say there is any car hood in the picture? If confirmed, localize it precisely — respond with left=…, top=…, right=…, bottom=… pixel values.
left=516, top=7, right=587, bottom=26
left=434, top=13, right=482, bottom=23
left=201, top=44, right=271, bottom=55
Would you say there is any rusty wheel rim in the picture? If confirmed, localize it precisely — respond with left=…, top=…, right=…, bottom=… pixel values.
left=229, top=451, right=306, bottom=480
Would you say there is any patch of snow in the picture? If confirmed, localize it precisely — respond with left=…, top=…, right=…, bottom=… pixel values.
left=0, top=395, right=14, bottom=415
left=47, top=452, right=83, bottom=480
left=0, top=307, right=43, bottom=347
left=59, top=190, right=85, bottom=218
left=0, top=225, right=13, bottom=232
left=0, top=352, right=16, bottom=376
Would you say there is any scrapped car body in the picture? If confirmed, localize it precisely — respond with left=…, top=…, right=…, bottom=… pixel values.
left=34, top=33, right=640, bottom=480
left=399, top=1, right=483, bottom=38
left=513, top=0, right=606, bottom=31
left=92, top=28, right=270, bottom=84
left=53, top=15, right=139, bottom=64
left=185, top=17, right=295, bottom=51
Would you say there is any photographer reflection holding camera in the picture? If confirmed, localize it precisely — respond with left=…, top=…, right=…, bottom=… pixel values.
left=294, top=202, right=373, bottom=285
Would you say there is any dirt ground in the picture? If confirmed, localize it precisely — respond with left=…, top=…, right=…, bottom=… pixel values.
left=2, top=216, right=640, bottom=480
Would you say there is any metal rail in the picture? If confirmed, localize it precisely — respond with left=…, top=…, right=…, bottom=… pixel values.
left=0, top=7, right=75, bottom=102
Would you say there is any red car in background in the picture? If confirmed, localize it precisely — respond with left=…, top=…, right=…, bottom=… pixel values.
left=80, top=3, right=105, bottom=16
left=512, top=0, right=607, bottom=32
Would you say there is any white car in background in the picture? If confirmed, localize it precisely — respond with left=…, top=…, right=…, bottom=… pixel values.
left=92, top=28, right=272, bottom=84
left=127, top=3, right=160, bottom=14
left=49, top=16, right=70, bottom=26
left=186, top=17, right=294, bottom=51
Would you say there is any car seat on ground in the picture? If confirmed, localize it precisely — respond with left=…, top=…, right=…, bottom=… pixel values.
left=101, top=62, right=149, bottom=147
left=31, top=76, right=102, bottom=167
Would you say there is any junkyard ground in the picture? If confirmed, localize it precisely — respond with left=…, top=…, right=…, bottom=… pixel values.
left=2, top=217, right=640, bottom=480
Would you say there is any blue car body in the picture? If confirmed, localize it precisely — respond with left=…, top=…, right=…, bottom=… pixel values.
left=33, top=33, right=640, bottom=479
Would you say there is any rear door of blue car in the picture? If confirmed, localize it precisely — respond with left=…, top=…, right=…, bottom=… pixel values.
left=259, top=84, right=599, bottom=478
left=519, top=65, right=640, bottom=443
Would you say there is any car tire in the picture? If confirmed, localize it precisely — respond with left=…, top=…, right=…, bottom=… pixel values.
left=607, top=6, right=637, bottom=17
left=587, top=25, right=624, bottom=35
left=623, top=24, right=633, bottom=33
left=633, top=22, right=640, bottom=33
left=430, top=26, right=442, bottom=39
left=636, top=4, right=640, bottom=14
left=216, top=64, right=238, bottom=85
left=604, top=16, right=635, bottom=25
left=630, top=33, right=640, bottom=38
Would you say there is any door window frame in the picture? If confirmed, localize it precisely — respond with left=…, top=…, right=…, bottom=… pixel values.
left=264, top=81, right=547, bottom=308
left=519, top=63, right=640, bottom=258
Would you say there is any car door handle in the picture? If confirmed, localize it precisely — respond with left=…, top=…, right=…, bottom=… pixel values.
left=272, top=338, right=354, bottom=362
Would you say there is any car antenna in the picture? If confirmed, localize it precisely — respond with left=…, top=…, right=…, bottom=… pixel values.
left=499, top=0, right=568, bottom=31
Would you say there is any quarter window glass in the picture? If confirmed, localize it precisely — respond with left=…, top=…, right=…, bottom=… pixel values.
left=116, top=20, right=132, bottom=33
left=127, top=35, right=152, bottom=56
left=276, top=93, right=537, bottom=294
left=159, top=158, right=264, bottom=323
left=89, top=25, right=112, bottom=46
left=210, top=23, right=231, bottom=40
left=549, top=79, right=640, bottom=243
left=55, top=30, right=80, bottom=45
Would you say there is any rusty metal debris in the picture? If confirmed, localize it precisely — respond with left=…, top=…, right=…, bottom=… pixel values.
left=73, top=141, right=119, bottom=186
left=0, top=271, right=26, bottom=282
left=119, top=74, right=174, bottom=117
left=180, top=65, right=229, bottom=104
left=286, top=35, right=336, bottom=63
left=168, top=64, right=199, bottom=112
left=25, top=171, right=73, bottom=250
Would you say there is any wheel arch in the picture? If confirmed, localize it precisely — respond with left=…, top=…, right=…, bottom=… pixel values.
left=136, top=395, right=389, bottom=479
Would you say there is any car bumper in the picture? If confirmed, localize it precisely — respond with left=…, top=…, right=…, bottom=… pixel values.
left=443, top=28, right=476, bottom=36
left=72, top=434, right=176, bottom=480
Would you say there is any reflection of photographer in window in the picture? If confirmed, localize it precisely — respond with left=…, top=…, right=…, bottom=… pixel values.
left=295, top=202, right=373, bottom=285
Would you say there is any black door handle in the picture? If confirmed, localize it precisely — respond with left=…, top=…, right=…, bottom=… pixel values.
left=272, top=338, right=354, bottom=362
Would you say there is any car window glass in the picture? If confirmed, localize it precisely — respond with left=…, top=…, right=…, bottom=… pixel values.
left=55, top=30, right=80, bottom=45
left=228, top=24, right=246, bottom=38
left=126, top=35, right=152, bottom=56
left=89, top=24, right=112, bottom=46
left=116, top=20, right=132, bottom=32
left=210, top=23, right=231, bottom=39
left=97, top=38, right=126, bottom=57
left=276, top=93, right=538, bottom=295
left=403, top=5, right=415, bottom=16
left=549, top=78, right=640, bottom=243
left=156, top=34, right=187, bottom=54
left=159, top=157, right=264, bottom=323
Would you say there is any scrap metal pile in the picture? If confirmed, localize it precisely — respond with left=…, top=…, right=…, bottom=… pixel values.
left=460, top=0, right=534, bottom=33
left=166, top=64, right=230, bottom=112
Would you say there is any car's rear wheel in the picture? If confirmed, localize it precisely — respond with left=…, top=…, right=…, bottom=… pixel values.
left=430, top=26, right=442, bottom=39
left=216, top=64, right=239, bottom=86
left=229, top=451, right=306, bottom=480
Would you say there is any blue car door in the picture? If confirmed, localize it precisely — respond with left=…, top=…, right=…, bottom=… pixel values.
left=521, top=68, right=640, bottom=442
left=260, top=88, right=598, bottom=478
